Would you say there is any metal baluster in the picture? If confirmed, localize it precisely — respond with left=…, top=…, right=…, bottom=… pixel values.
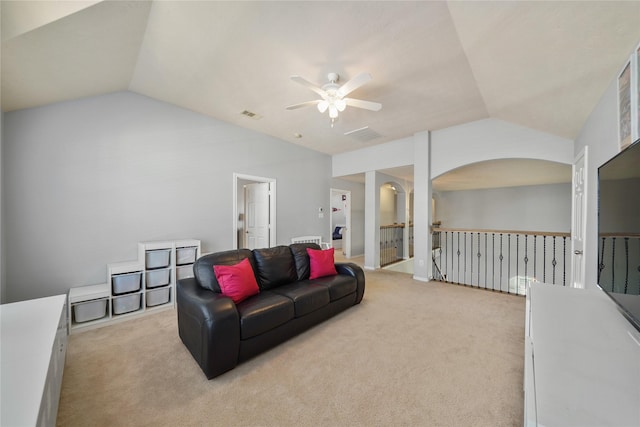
left=492, top=233, right=495, bottom=291
left=444, top=231, right=448, bottom=282
left=598, top=237, right=606, bottom=284
left=516, top=234, right=519, bottom=293
left=483, top=232, right=487, bottom=289
left=499, top=234, right=504, bottom=292
left=464, top=232, right=467, bottom=285
left=524, top=234, right=529, bottom=295
left=508, top=234, right=511, bottom=293
left=476, top=232, right=481, bottom=287
left=450, top=231, right=454, bottom=283
left=552, top=236, right=557, bottom=285
left=612, top=237, right=616, bottom=292
left=464, top=233, right=473, bottom=286
left=457, top=232, right=461, bottom=284
left=624, top=237, right=629, bottom=294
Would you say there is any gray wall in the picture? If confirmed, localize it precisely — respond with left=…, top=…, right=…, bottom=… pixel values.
left=1, top=111, right=4, bottom=303
left=434, top=183, right=572, bottom=232
left=3, top=91, right=334, bottom=302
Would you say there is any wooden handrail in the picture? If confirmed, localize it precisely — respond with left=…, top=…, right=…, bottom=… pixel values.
left=380, top=224, right=405, bottom=229
left=599, top=233, right=640, bottom=238
left=431, top=227, right=570, bottom=238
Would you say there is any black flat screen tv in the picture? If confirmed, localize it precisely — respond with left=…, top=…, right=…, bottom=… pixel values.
left=598, top=137, right=640, bottom=331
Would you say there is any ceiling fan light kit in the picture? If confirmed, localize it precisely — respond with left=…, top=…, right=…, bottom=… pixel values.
left=286, top=72, right=382, bottom=126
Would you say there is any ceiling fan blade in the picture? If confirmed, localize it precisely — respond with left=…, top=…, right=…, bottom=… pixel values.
left=285, top=100, right=321, bottom=110
left=290, top=75, right=327, bottom=99
left=337, top=72, right=372, bottom=97
left=344, top=98, right=382, bottom=111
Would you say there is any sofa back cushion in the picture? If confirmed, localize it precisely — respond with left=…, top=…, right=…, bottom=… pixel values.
left=252, top=246, right=297, bottom=290
left=194, top=249, right=257, bottom=292
left=289, top=243, right=321, bottom=280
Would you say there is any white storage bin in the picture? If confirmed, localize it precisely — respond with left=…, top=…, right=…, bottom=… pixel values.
left=145, top=249, right=171, bottom=269
left=146, top=287, right=170, bottom=307
left=176, top=264, right=194, bottom=280
left=111, top=272, right=142, bottom=295
left=112, top=293, right=141, bottom=315
left=146, top=267, right=171, bottom=288
left=73, top=299, right=107, bottom=323
left=176, top=246, right=197, bottom=265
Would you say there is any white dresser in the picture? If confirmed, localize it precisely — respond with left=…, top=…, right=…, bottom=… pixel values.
left=1, top=295, right=67, bottom=427
left=525, top=283, right=640, bottom=426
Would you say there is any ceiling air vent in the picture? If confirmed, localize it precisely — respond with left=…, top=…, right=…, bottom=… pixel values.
left=344, top=126, right=381, bottom=142
left=240, top=110, right=262, bottom=120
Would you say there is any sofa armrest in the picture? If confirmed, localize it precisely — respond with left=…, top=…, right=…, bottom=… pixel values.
left=335, top=263, right=365, bottom=304
left=176, top=277, right=240, bottom=379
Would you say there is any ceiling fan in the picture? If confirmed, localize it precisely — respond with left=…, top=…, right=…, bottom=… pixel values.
left=286, top=72, right=382, bottom=126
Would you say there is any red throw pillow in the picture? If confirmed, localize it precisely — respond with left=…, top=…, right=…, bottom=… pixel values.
left=213, top=258, right=260, bottom=304
left=306, top=247, right=338, bottom=279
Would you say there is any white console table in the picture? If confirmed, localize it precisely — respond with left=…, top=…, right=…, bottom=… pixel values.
left=525, top=283, right=640, bottom=426
left=1, top=295, right=67, bottom=427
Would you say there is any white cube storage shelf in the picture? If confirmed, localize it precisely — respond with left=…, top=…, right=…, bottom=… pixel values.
left=112, top=293, right=142, bottom=315
left=145, top=248, right=171, bottom=269
left=176, top=264, right=194, bottom=280
left=68, top=239, right=201, bottom=333
left=146, top=287, right=171, bottom=307
left=145, top=267, right=171, bottom=288
left=176, top=246, right=198, bottom=265
left=73, top=298, right=108, bottom=323
left=111, top=271, right=142, bottom=295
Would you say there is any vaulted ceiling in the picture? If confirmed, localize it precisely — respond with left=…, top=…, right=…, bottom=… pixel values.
left=2, top=1, right=640, bottom=186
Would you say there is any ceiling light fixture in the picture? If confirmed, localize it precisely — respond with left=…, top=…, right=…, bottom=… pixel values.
left=317, top=73, right=345, bottom=127
left=286, top=72, right=382, bottom=128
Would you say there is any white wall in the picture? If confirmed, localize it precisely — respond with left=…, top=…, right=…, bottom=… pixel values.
left=430, top=118, right=575, bottom=178
left=379, top=185, right=397, bottom=225
left=332, top=136, right=415, bottom=177
left=3, top=91, right=335, bottom=302
left=435, top=183, right=572, bottom=232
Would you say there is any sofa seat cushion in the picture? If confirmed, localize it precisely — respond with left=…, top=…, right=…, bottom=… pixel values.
left=271, top=283, right=330, bottom=317
left=236, top=291, right=294, bottom=340
left=309, top=275, right=358, bottom=301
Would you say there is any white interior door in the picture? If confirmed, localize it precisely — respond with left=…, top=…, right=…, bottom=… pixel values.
left=571, top=147, right=588, bottom=288
left=245, top=182, right=270, bottom=249
left=330, top=189, right=352, bottom=258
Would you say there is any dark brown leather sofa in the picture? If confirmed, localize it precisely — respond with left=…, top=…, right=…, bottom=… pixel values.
left=176, top=243, right=365, bottom=379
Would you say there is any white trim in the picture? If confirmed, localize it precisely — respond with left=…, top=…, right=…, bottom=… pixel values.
left=232, top=173, right=276, bottom=249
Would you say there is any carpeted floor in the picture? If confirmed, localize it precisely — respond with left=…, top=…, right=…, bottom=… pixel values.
left=57, top=268, right=525, bottom=427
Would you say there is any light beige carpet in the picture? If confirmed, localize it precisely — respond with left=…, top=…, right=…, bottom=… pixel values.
left=57, top=269, right=525, bottom=426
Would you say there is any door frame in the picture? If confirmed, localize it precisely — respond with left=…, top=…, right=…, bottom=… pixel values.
left=233, top=173, right=276, bottom=249
left=571, top=147, right=588, bottom=289
left=330, top=188, right=352, bottom=258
